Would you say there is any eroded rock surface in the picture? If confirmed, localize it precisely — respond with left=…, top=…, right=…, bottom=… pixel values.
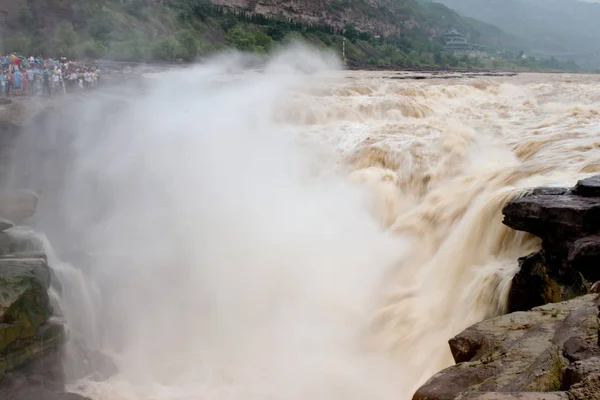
left=413, top=295, right=600, bottom=400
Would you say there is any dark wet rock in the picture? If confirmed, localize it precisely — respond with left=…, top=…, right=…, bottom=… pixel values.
left=413, top=295, right=598, bottom=400
left=507, top=252, right=562, bottom=312
left=573, top=175, right=600, bottom=197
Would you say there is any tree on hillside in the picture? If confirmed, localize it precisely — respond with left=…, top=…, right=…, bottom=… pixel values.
left=153, top=35, right=183, bottom=60
left=52, top=22, right=79, bottom=58
left=19, top=5, right=34, bottom=26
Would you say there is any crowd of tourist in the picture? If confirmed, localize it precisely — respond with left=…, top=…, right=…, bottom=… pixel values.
left=0, top=53, right=102, bottom=97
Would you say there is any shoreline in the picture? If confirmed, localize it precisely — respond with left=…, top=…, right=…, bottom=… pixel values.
left=91, top=57, right=596, bottom=76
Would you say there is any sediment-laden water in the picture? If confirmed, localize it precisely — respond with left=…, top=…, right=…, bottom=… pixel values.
left=34, top=48, right=600, bottom=400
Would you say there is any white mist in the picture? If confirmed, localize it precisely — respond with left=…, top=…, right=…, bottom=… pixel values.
left=58, top=47, right=410, bottom=400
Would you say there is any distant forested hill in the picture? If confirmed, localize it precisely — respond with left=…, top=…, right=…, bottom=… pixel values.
left=434, top=0, right=600, bottom=68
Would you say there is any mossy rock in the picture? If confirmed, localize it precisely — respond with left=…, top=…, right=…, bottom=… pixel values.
left=0, top=257, right=52, bottom=353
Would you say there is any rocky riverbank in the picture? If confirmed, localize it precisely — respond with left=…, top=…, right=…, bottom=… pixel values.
left=413, top=175, right=600, bottom=400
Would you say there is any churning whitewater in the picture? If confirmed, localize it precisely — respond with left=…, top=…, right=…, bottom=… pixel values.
left=42, top=47, right=600, bottom=400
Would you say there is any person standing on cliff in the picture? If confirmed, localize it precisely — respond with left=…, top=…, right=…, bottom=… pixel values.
left=13, top=69, right=22, bottom=96
left=26, top=66, right=34, bottom=96
left=42, top=69, right=51, bottom=97
left=22, top=69, right=28, bottom=96
left=4, top=70, right=10, bottom=97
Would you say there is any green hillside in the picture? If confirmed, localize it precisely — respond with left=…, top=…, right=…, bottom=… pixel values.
left=0, top=0, right=581, bottom=71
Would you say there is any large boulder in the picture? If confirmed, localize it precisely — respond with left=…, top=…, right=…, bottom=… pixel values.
left=413, top=295, right=599, bottom=400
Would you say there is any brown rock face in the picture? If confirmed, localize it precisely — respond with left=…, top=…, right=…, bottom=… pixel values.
left=210, top=0, right=422, bottom=37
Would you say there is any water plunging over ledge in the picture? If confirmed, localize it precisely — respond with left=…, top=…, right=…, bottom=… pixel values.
left=6, top=48, right=600, bottom=400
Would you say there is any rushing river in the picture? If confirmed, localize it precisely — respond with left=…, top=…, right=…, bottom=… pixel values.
left=33, top=48, right=600, bottom=400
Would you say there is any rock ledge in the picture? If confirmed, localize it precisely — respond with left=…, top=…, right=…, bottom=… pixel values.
left=413, top=296, right=600, bottom=400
